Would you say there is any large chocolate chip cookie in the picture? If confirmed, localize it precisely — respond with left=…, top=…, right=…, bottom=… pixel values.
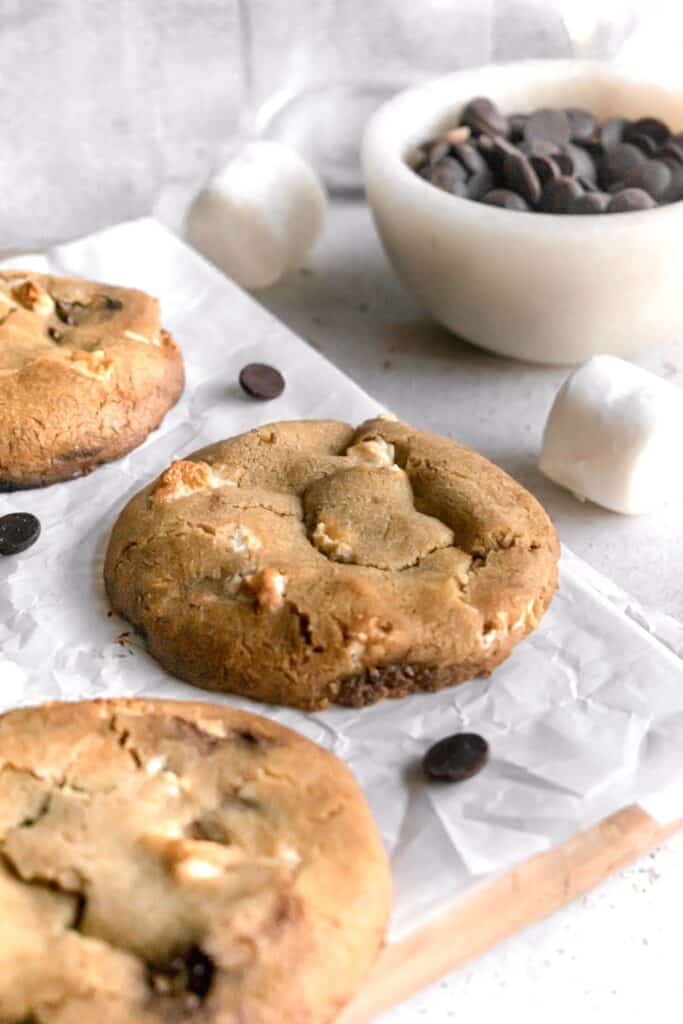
left=0, top=271, right=184, bottom=489
left=0, top=698, right=390, bottom=1023
left=105, top=417, right=560, bottom=709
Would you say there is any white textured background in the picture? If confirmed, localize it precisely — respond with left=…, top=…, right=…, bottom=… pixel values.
left=1, top=3, right=682, bottom=1021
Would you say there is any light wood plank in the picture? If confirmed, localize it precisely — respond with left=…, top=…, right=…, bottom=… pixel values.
left=340, top=805, right=682, bottom=1024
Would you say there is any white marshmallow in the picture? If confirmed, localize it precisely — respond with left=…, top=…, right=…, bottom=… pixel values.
left=187, top=141, right=327, bottom=289
left=539, top=355, right=683, bottom=515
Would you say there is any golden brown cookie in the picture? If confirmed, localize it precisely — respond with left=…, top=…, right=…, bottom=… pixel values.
left=0, top=271, right=184, bottom=489
left=0, top=698, right=390, bottom=1023
left=105, top=418, right=560, bottom=709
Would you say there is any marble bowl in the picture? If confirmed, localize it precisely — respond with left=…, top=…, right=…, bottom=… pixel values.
left=362, top=60, right=683, bottom=365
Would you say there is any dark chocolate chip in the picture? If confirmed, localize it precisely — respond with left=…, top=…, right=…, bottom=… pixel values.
left=423, top=732, right=489, bottom=782
left=508, top=113, right=528, bottom=141
left=429, top=156, right=468, bottom=194
left=626, top=117, right=671, bottom=147
left=520, top=138, right=560, bottom=159
left=0, top=513, right=41, bottom=556
left=563, top=143, right=596, bottom=182
left=599, top=117, right=629, bottom=150
left=466, top=168, right=495, bottom=201
left=565, top=107, right=596, bottom=142
left=623, top=159, right=672, bottom=201
left=150, top=946, right=215, bottom=1001
left=553, top=151, right=575, bottom=176
left=55, top=299, right=77, bottom=325
left=524, top=108, right=571, bottom=147
left=529, top=155, right=560, bottom=185
left=481, top=189, right=529, bottom=211
left=239, top=363, right=285, bottom=401
left=628, top=132, right=660, bottom=157
left=451, top=141, right=489, bottom=176
left=540, top=176, right=583, bottom=214
left=423, top=140, right=450, bottom=166
left=607, top=188, right=656, bottom=213
left=602, top=143, right=647, bottom=185
left=570, top=191, right=610, bottom=214
left=460, top=96, right=507, bottom=137
left=104, top=295, right=123, bottom=312
left=502, top=151, right=542, bottom=205
left=661, top=139, right=683, bottom=165
left=47, top=325, right=62, bottom=341
left=185, top=948, right=215, bottom=998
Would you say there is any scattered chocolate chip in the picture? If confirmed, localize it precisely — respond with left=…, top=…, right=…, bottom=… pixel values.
left=661, top=139, right=683, bottom=165
left=502, top=151, right=542, bottom=205
left=429, top=156, right=468, bottom=194
left=524, top=108, right=571, bottom=147
left=239, top=363, right=285, bottom=401
left=55, top=300, right=77, bottom=325
left=570, top=191, right=610, bottom=214
left=563, top=143, right=596, bottom=182
left=553, top=150, right=575, bottom=176
left=47, top=325, right=62, bottom=341
left=422, top=139, right=450, bottom=167
left=626, top=117, right=671, bottom=146
left=150, top=946, right=215, bottom=1002
left=520, top=138, right=560, bottom=159
left=607, top=188, right=656, bottom=213
left=565, top=107, right=596, bottom=142
left=623, top=159, right=672, bottom=201
left=104, top=295, right=123, bottom=312
left=445, top=125, right=471, bottom=146
left=482, top=189, right=529, bottom=211
left=460, top=96, right=507, bottom=137
left=423, top=732, right=489, bottom=782
left=0, top=513, right=41, bottom=556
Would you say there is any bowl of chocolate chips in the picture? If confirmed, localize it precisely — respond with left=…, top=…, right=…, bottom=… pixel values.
left=362, top=61, right=683, bottom=364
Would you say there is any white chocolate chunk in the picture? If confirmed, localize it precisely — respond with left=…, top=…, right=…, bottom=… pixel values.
left=187, top=141, right=327, bottom=289
left=227, top=525, right=262, bottom=554
left=311, top=521, right=353, bottom=562
left=124, top=329, right=161, bottom=347
left=540, top=355, right=683, bottom=515
left=346, top=438, right=395, bottom=467
left=241, top=569, right=288, bottom=610
left=11, top=280, right=54, bottom=316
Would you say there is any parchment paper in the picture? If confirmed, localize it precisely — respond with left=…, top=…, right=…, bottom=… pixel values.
left=1, top=218, right=682, bottom=942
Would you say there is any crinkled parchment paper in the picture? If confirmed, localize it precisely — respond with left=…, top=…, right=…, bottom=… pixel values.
left=1, top=218, right=682, bottom=941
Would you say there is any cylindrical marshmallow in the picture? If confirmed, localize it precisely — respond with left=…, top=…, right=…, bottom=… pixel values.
left=539, top=355, right=683, bottom=515
left=187, top=141, right=327, bottom=290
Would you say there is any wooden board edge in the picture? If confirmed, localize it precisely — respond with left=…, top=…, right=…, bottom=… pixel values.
left=338, top=804, right=683, bottom=1024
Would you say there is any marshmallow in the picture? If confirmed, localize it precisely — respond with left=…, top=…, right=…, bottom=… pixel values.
left=187, top=141, right=327, bottom=289
left=539, top=355, right=683, bottom=515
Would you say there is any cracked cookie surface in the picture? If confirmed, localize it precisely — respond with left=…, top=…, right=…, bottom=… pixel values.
left=0, top=271, right=184, bottom=489
left=104, top=418, right=560, bottom=709
left=0, top=698, right=390, bottom=1023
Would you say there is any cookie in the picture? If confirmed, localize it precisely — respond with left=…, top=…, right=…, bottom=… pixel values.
left=0, top=271, right=184, bottom=489
left=0, top=698, right=390, bottom=1023
left=105, top=417, right=560, bottom=710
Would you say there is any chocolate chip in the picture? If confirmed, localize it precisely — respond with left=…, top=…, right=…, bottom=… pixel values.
left=55, top=300, right=77, bottom=325
left=429, top=156, right=468, bottom=194
left=661, top=139, right=683, bottom=165
left=150, top=946, right=215, bottom=1001
left=563, top=143, right=596, bottom=182
left=467, top=168, right=495, bottom=200
left=48, top=325, right=62, bottom=341
left=520, top=138, right=560, bottom=159
left=445, top=126, right=471, bottom=146
left=570, top=191, right=610, bottom=214
left=460, top=96, right=507, bottom=137
left=502, top=151, right=542, bottom=205
left=565, top=107, right=596, bottom=142
left=626, top=117, right=671, bottom=147
left=451, top=142, right=488, bottom=177
left=482, top=189, right=529, bottom=211
left=529, top=155, right=560, bottom=185
left=602, top=143, right=647, bottom=185
left=0, top=513, right=41, bottom=556
left=627, top=132, right=660, bottom=158
left=553, top=150, right=575, bottom=176
left=508, top=113, right=528, bottom=141
left=104, top=295, right=123, bottom=312
left=623, top=159, right=672, bottom=201
left=524, top=108, right=571, bottom=147
left=185, top=948, right=215, bottom=998
left=599, top=117, right=629, bottom=150
left=539, top=176, right=583, bottom=214
left=422, top=139, right=450, bottom=166
left=607, top=188, right=656, bottom=213
left=423, top=732, right=489, bottom=782
left=239, top=363, right=285, bottom=401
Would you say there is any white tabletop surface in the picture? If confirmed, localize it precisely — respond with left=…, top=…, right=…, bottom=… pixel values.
left=253, top=200, right=683, bottom=1023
